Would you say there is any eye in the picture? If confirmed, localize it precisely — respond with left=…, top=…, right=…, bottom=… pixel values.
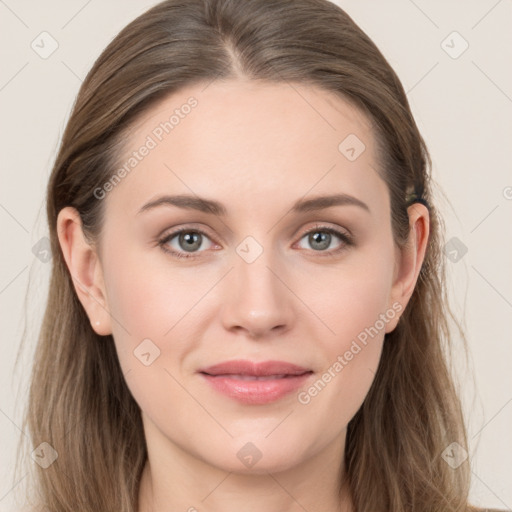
left=158, top=224, right=353, bottom=260
left=296, top=225, right=353, bottom=255
left=158, top=228, right=216, bottom=259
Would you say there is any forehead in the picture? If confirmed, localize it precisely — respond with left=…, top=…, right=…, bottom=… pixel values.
left=105, top=80, right=387, bottom=218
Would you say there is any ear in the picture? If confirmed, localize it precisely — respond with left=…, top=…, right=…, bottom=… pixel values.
left=56, top=207, right=112, bottom=336
left=385, top=203, right=430, bottom=333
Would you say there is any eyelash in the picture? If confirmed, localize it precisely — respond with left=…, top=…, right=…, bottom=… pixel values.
left=157, top=224, right=354, bottom=260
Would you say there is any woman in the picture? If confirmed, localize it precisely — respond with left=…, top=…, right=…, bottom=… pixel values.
left=14, top=0, right=502, bottom=510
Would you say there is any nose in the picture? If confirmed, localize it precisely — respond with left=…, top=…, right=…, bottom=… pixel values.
left=220, top=246, right=294, bottom=339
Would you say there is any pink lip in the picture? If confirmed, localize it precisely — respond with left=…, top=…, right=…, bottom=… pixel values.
left=198, top=360, right=313, bottom=405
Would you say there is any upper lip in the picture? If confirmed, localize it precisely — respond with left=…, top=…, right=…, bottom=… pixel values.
left=198, top=360, right=312, bottom=377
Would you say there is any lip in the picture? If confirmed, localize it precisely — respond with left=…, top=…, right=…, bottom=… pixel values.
left=198, top=360, right=313, bottom=405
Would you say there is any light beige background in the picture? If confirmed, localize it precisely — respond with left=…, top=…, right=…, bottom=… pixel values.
left=1, top=1, right=511, bottom=510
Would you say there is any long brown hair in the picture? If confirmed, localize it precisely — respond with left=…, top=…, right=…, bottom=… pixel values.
left=14, top=0, right=474, bottom=510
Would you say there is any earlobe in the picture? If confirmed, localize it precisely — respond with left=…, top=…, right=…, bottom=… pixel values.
left=56, top=207, right=112, bottom=336
left=386, top=203, right=430, bottom=333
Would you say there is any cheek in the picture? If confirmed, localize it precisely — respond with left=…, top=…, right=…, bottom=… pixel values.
left=101, top=252, right=204, bottom=425
left=101, top=244, right=198, bottom=366
left=298, top=243, right=395, bottom=351
left=294, top=244, right=394, bottom=419
left=295, top=294, right=388, bottom=444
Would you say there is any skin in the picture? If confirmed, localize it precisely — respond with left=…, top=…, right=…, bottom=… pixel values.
left=57, top=79, right=429, bottom=512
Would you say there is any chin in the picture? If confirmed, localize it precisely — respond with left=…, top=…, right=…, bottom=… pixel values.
left=203, top=435, right=308, bottom=475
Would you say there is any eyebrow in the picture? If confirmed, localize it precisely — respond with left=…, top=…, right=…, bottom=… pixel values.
left=137, top=192, right=370, bottom=216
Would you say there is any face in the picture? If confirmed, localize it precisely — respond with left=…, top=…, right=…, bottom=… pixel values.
left=65, top=80, right=418, bottom=474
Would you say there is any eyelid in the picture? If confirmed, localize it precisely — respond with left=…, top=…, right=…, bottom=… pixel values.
left=292, top=223, right=353, bottom=255
left=295, top=222, right=352, bottom=241
left=158, top=222, right=353, bottom=260
left=158, top=222, right=223, bottom=247
left=157, top=225, right=219, bottom=259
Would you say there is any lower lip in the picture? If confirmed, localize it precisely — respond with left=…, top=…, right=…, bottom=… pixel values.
left=200, top=373, right=313, bottom=405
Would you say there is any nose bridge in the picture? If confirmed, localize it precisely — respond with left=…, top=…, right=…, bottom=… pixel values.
left=220, top=236, right=293, bottom=336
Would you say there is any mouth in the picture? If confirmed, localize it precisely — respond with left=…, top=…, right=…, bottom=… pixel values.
left=202, top=373, right=306, bottom=380
left=197, top=360, right=314, bottom=405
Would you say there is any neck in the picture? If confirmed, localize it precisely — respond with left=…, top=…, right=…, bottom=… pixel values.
left=137, top=428, right=353, bottom=512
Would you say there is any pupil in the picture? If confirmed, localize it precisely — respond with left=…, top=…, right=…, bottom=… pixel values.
left=177, top=231, right=332, bottom=253
left=180, top=232, right=201, bottom=252
left=310, top=231, right=330, bottom=250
